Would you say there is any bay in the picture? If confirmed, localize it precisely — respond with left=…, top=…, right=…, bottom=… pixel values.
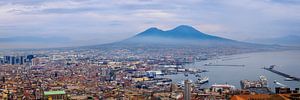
left=162, top=50, right=300, bottom=90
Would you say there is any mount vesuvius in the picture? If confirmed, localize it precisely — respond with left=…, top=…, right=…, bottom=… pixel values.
left=105, top=25, right=262, bottom=48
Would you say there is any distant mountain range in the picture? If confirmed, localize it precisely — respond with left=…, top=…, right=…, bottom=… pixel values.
left=249, top=35, right=300, bottom=47
left=0, top=36, right=70, bottom=43
left=0, top=36, right=72, bottom=49
left=1, top=25, right=295, bottom=50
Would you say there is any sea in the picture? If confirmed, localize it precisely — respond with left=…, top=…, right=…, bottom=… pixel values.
left=162, top=50, right=300, bottom=90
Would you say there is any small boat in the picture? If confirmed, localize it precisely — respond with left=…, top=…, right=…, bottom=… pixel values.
left=259, top=75, right=268, bottom=86
left=195, top=74, right=201, bottom=77
left=274, top=80, right=287, bottom=87
left=284, top=78, right=294, bottom=81
left=202, top=70, right=209, bottom=72
left=196, top=77, right=209, bottom=84
left=259, top=75, right=268, bottom=81
left=184, top=73, right=188, bottom=77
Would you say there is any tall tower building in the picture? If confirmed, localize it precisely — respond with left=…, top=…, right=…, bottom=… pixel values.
left=4, top=56, right=11, bottom=64
left=11, top=56, right=16, bottom=65
left=184, top=80, right=191, bottom=100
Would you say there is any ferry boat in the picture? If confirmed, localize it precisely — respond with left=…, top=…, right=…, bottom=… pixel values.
left=259, top=75, right=267, bottom=81
left=284, top=78, right=294, bottom=81
left=196, top=76, right=209, bottom=84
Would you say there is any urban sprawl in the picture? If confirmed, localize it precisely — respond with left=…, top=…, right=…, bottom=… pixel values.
left=0, top=47, right=299, bottom=100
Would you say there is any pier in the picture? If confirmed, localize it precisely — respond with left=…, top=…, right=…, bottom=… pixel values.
left=204, top=64, right=245, bottom=67
left=263, top=65, right=300, bottom=81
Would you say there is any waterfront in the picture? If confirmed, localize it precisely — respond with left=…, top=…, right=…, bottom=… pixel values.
left=163, top=50, right=300, bottom=90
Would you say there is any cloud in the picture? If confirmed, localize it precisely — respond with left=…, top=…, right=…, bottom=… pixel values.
left=0, top=0, right=299, bottom=48
left=132, top=9, right=175, bottom=19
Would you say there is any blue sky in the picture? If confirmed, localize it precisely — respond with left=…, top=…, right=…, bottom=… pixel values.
left=0, top=0, right=299, bottom=48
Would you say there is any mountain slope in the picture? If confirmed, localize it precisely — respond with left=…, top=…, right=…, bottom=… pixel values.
left=112, top=25, right=252, bottom=47
left=132, top=25, right=231, bottom=41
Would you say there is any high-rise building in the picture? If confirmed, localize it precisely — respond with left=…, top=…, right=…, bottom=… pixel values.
left=14, top=56, right=23, bottom=65
left=184, top=80, right=191, bottom=100
left=20, top=56, right=25, bottom=65
left=11, top=56, right=16, bottom=65
left=4, top=56, right=11, bottom=64
left=0, top=57, right=4, bottom=64
left=2, top=56, right=27, bottom=65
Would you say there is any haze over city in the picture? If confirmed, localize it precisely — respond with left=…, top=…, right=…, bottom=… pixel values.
left=0, top=0, right=300, bottom=48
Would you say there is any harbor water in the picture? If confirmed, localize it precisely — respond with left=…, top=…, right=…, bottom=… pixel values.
left=162, top=50, right=300, bottom=90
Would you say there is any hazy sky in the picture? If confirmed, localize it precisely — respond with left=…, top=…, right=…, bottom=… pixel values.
left=0, top=0, right=299, bottom=48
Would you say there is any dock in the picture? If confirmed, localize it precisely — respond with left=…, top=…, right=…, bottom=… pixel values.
left=204, top=64, right=245, bottom=67
left=263, top=65, right=300, bottom=81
